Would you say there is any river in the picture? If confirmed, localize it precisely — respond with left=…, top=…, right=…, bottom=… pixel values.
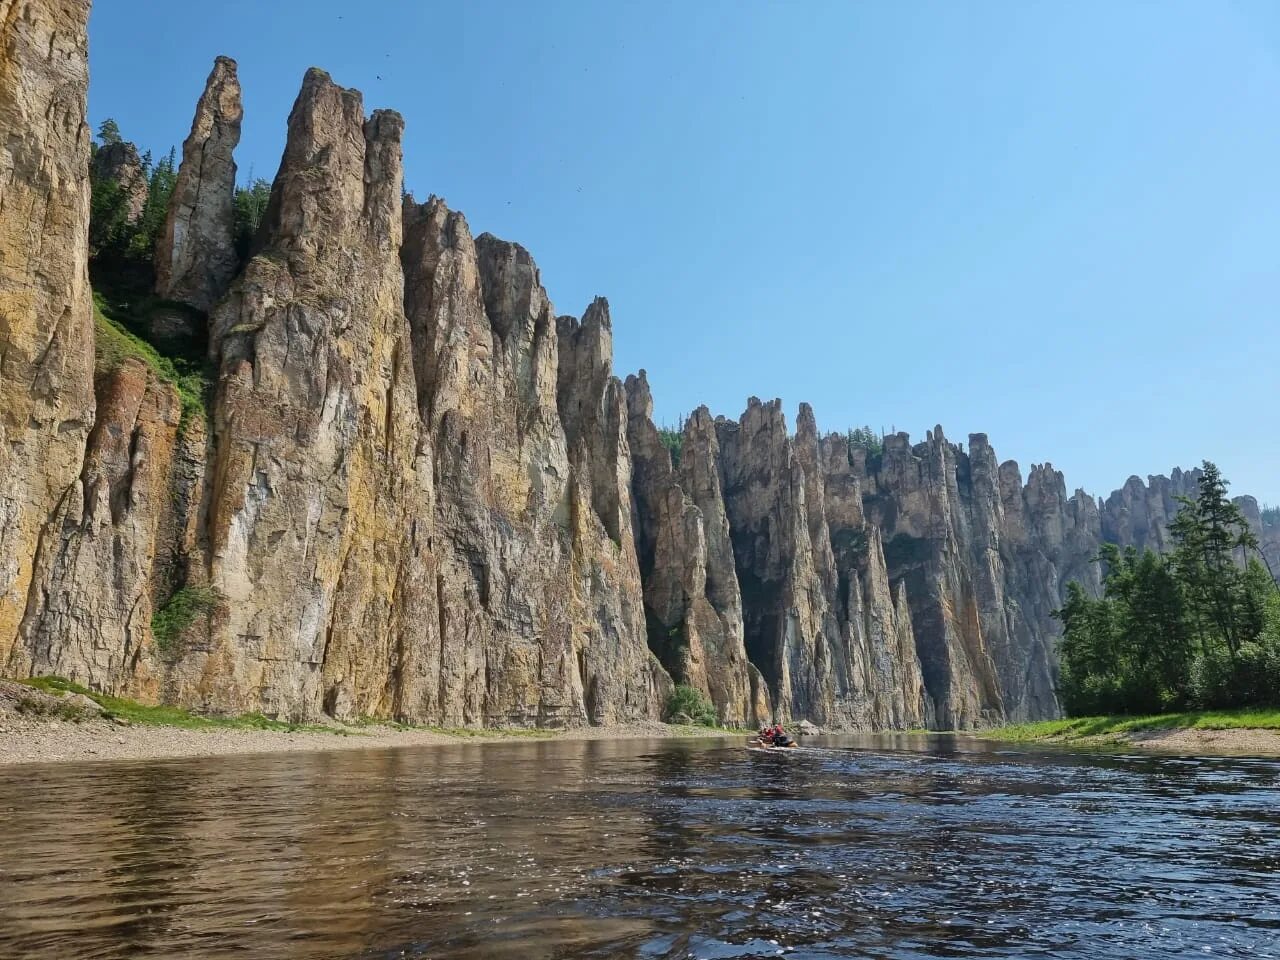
left=0, top=734, right=1276, bottom=958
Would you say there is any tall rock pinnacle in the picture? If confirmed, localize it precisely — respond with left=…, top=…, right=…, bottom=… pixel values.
left=155, top=56, right=243, bottom=312
left=0, top=0, right=96, bottom=666
left=195, top=68, right=428, bottom=720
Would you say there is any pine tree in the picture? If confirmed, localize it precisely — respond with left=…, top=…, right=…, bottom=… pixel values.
left=1169, top=461, right=1259, bottom=658
left=97, top=118, right=122, bottom=145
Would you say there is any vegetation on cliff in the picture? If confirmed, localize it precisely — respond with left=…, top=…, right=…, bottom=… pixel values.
left=657, top=426, right=684, bottom=467
left=15, top=676, right=336, bottom=733
left=1056, top=462, right=1279, bottom=716
left=92, top=291, right=211, bottom=429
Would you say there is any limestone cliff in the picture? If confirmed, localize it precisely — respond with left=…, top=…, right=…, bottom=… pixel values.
left=625, top=373, right=767, bottom=726
left=10, top=358, right=181, bottom=698
left=0, top=0, right=96, bottom=670
left=635, top=397, right=932, bottom=729
left=399, top=195, right=663, bottom=726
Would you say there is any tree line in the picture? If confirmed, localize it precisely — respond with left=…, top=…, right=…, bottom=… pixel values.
left=1055, top=462, right=1279, bottom=715
left=89, top=118, right=272, bottom=275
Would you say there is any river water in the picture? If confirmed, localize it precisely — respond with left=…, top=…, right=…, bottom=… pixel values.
left=0, top=734, right=1277, bottom=959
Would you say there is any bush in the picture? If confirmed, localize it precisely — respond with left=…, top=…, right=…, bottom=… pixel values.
left=1190, top=642, right=1280, bottom=710
left=152, top=586, right=221, bottom=654
left=664, top=684, right=718, bottom=726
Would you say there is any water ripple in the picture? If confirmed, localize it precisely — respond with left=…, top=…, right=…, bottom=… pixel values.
left=0, top=735, right=1277, bottom=958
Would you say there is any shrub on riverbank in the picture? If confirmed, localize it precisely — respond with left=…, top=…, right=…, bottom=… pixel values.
left=664, top=685, right=718, bottom=726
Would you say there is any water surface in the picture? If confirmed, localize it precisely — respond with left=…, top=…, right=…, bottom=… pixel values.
left=1, top=734, right=1277, bottom=958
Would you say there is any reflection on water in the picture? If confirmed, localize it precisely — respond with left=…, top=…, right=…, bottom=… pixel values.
left=0, top=734, right=1277, bottom=958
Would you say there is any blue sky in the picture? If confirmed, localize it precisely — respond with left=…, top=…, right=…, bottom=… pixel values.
left=88, top=1, right=1280, bottom=505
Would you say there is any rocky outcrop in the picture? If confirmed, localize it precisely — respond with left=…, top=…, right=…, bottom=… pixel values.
left=850, top=429, right=1112, bottom=726
left=178, top=71, right=429, bottom=720
left=688, top=399, right=931, bottom=729
left=625, top=373, right=767, bottom=726
left=9, top=358, right=181, bottom=697
left=155, top=56, right=242, bottom=313
left=398, top=193, right=664, bottom=727
left=817, top=430, right=933, bottom=729
left=399, top=192, right=665, bottom=727
left=90, top=141, right=149, bottom=224
left=1100, top=468, right=1200, bottom=554
left=0, top=0, right=96, bottom=669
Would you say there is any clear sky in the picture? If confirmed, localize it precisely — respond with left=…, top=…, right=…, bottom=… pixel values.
left=87, top=1, right=1280, bottom=505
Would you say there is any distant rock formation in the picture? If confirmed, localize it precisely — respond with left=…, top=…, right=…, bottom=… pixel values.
left=626, top=374, right=769, bottom=727
left=90, top=141, right=149, bottom=224
left=0, top=26, right=1271, bottom=729
left=155, top=56, right=242, bottom=313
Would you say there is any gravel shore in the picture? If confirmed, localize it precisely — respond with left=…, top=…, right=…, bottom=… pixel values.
left=1123, top=727, right=1280, bottom=756
left=0, top=680, right=735, bottom=767
left=0, top=716, right=735, bottom=766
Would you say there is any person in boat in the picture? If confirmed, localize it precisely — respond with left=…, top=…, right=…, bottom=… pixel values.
left=756, top=725, right=775, bottom=744
left=770, top=724, right=795, bottom=748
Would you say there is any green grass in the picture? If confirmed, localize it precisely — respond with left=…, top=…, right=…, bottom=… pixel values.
left=93, top=291, right=211, bottom=431
left=11, top=677, right=744, bottom=741
left=16, top=676, right=342, bottom=734
left=986, top=707, right=1280, bottom=743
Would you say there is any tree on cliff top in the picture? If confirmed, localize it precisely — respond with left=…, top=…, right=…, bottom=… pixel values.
left=97, top=118, right=122, bottom=145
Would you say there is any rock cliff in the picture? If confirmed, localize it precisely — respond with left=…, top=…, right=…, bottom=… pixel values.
left=0, top=0, right=97, bottom=669
left=0, top=24, right=1272, bottom=730
left=625, top=374, right=768, bottom=726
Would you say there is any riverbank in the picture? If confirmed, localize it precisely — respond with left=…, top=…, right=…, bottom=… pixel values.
left=0, top=678, right=738, bottom=766
left=982, top=708, right=1280, bottom=756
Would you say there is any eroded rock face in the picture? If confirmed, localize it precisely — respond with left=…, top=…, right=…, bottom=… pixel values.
left=0, top=0, right=96, bottom=668
left=625, top=373, right=766, bottom=726
left=10, top=359, right=181, bottom=699
left=155, top=56, right=242, bottom=313
left=189, top=71, right=431, bottom=720
left=4, top=23, right=1271, bottom=733
left=400, top=197, right=666, bottom=726
left=690, top=399, right=931, bottom=729
left=90, top=141, right=149, bottom=224
left=1100, top=468, right=1200, bottom=555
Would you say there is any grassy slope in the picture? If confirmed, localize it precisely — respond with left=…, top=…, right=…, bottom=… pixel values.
left=987, top=708, right=1280, bottom=743
left=17, top=676, right=341, bottom=733
left=92, top=290, right=210, bottom=429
